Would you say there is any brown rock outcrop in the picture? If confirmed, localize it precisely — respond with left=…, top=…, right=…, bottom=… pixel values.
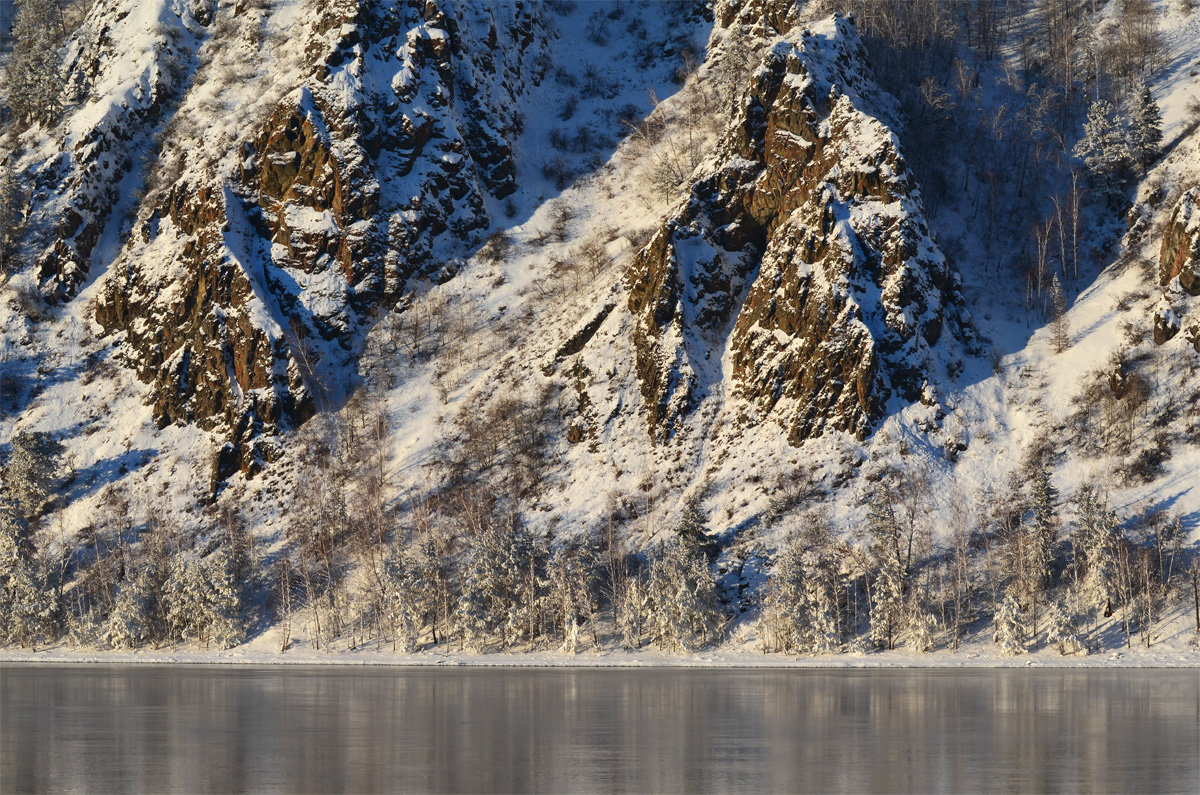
left=86, top=0, right=550, bottom=482
left=1159, top=187, right=1200, bottom=296
left=626, top=14, right=972, bottom=443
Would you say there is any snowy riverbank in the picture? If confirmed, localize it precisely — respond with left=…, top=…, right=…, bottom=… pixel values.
left=4, top=639, right=1195, bottom=669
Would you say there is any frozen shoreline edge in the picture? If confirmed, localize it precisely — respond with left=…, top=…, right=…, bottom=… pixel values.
left=2, top=650, right=1195, bottom=669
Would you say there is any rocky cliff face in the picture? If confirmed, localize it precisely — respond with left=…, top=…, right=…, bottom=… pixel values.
left=31, top=0, right=214, bottom=299
left=625, top=13, right=973, bottom=444
left=1155, top=187, right=1200, bottom=351
left=58, top=0, right=552, bottom=479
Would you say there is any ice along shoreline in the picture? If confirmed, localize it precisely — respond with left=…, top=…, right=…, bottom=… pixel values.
left=1, top=645, right=1196, bottom=669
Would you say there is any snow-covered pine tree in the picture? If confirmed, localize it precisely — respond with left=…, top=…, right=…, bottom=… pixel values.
left=869, top=560, right=904, bottom=651
left=162, top=555, right=204, bottom=645
left=161, top=551, right=242, bottom=649
left=674, top=500, right=716, bottom=559
left=1073, top=99, right=1132, bottom=184
left=759, top=534, right=841, bottom=654
left=454, top=519, right=536, bottom=652
left=6, top=430, right=65, bottom=519
left=758, top=540, right=813, bottom=654
left=1073, top=485, right=1119, bottom=619
left=0, top=162, right=23, bottom=277
left=0, top=497, right=51, bottom=648
left=500, top=520, right=548, bottom=651
left=546, top=536, right=599, bottom=653
left=645, top=535, right=722, bottom=652
left=1048, top=274, right=1070, bottom=353
left=993, top=589, right=1027, bottom=655
left=104, top=572, right=155, bottom=650
left=412, top=533, right=451, bottom=645
left=5, top=0, right=64, bottom=126
left=616, top=574, right=647, bottom=649
left=454, top=542, right=500, bottom=653
left=1045, top=599, right=1086, bottom=655
left=380, top=551, right=426, bottom=653
left=867, top=491, right=908, bottom=651
left=1027, top=464, right=1059, bottom=589
left=203, top=549, right=244, bottom=649
left=809, top=579, right=841, bottom=653
left=906, top=607, right=937, bottom=653
left=1130, top=84, right=1163, bottom=170
left=1012, top=463, right=1059, bottom=649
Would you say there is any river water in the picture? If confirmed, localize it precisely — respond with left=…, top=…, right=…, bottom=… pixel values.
left=1, top=666, right=1196, bottom=793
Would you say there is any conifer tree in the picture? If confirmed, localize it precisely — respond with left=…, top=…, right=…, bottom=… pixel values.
left=759, top=540, right=813, bottom=654
left=1028, top=465, right=1059, bottom=589
left=546, top=536, right=599, bottom=653
left=412, top=533, right=450, bottom=645
left=6, top=0, right=64, bottom=126
left=1073, top=99, right=1132, bottom=183
left=993, top=589, right=1027, bottom=655
left=646, top=535, right=722, bottom=652
left=500, top=520, right=547, bottom=651
left=455, top=531, right=506, bottom=653
left=1046, top=600, right=1086, bottom=655
left=202, top=549, right=243, bottom=649
left=869, top=560, right=904, bottom=650
left=1073, top=486, right=1119, bottom=619
left=162, top=550, right=244, bottom=649
left=104, top=572, right=155, bottom=650
left=906, top=607, right=937, bottom=653
left=6, top=430, right=65, bottom=519
left=867, top=491, right=908, bottom=651
left=616, top=574, right=647, bottom=649
left=381, top=550, right=426, bottom=653
left=674, top=500, right=716, bottom=560
left=0, top=162, right=23, bottom=277
left=1130, top=85, right=1163, bottom=170
left=1048, top=274, right=1070, bottom=353
left=0, top=497, right=51, bottom=648
left=759, top=536, right=840, bottom=654
left=1013, top=464, right=1059, bottom=648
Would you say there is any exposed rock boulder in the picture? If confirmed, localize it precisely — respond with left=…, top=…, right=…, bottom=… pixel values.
left=1153, top=306, right=1182, bottom=345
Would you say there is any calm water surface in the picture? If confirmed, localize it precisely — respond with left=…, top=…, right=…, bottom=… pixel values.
left=1, top=666, right=1196, bottom=793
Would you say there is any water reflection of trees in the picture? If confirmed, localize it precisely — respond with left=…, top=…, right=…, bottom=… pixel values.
left=1, top=669, right=1196, bottom=793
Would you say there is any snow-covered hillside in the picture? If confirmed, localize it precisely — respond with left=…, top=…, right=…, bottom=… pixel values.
left=0, top=0, right=1197, bottom=662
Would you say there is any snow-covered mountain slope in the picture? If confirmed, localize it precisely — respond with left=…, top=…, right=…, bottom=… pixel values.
left=4, top=0, right=707, bottom=480
left=1, top=0, right=1199, bottom=657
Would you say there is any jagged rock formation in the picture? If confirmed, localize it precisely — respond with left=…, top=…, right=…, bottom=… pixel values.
left=55, top=0, right=553, bottom=479
left=33, top=0, right=213, bottom=298
left=1156, top=187, right=1200, bottom=351
left=626, top=14, right=973, bottom=444
left=1160, top=188, right=1200, bottom=296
